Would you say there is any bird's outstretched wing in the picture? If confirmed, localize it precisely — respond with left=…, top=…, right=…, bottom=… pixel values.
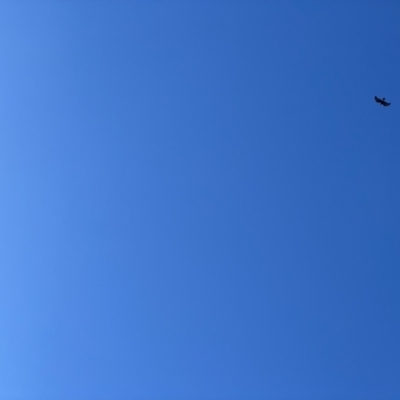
left=375, top=96, right=383, bottom=104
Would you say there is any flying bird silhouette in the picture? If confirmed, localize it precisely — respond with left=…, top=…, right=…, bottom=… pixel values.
left=375, top=96, right=391, bottom=106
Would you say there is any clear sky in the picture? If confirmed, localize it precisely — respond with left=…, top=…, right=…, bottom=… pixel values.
left=0, top=2, right=399, bottom=399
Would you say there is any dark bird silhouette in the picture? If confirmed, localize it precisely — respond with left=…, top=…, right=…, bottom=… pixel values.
left=375, top=96, right=391, bottom=106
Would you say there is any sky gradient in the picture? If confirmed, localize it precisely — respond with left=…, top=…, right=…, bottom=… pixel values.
left=0, top=2, right=399, bottom=399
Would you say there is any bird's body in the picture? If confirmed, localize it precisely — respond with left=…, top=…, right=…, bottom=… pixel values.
left=375, top=96, right=391, bottom=106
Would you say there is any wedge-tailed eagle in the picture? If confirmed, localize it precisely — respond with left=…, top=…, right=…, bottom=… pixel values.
left=375, top=96, right=391, bottom=106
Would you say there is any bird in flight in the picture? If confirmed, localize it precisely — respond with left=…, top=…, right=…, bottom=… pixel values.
left=375, top=96, right=391, bottom=106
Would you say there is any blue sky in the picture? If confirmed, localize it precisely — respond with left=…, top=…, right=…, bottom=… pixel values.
left=0, top=2, right=399, bottom=399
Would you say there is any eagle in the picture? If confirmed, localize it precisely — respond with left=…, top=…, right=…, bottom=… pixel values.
left=375, top=96, right=391, bottom=106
